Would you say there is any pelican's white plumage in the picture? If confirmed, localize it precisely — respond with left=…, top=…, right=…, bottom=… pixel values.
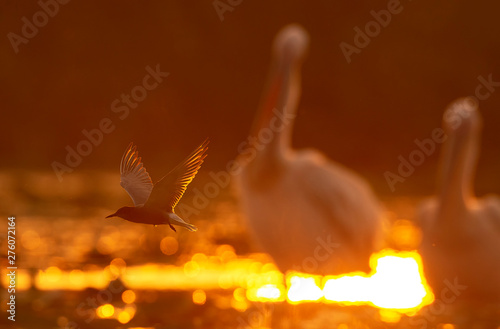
left=235, top=24, right=383, bottom=275
left=417, top=98, right=500, bottom=302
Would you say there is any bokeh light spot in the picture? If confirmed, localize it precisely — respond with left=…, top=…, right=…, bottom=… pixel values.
left=69, top=269, right=84, bottom=284
left=45, top=266, right=62, bottom=282
left=184, top=261, right=200, bottom=277
left=192, top=289, right=206, bottom=305
left=97, top=304, right=114, bottom=318
left=233, top=287, right=246, bottom=302
left=117, top=311, right=131, bottom=324
left=110, top=257, right=126, bottom=268
left=160, top=237, right=178, bottom=255
left=122, top=290, right=136, bottom=304
left=21, top=230, right=41, bottom=250
left=56, top=316, right=68, bottom=327
left=390, top=219, right=422, bottom=249
left=440, top=324, right=455, bottom=329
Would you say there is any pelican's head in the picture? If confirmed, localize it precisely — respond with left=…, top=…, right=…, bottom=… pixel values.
left=273, top=24, right=310, bottom=68
left=438, top=97, right=483, bottom=203
left=443, top=97, right=482, bottom=137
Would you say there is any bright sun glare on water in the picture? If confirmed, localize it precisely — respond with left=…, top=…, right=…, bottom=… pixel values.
left=3, top=242, right=434, bottom=324
left=251, top=249, right=434, bottom=317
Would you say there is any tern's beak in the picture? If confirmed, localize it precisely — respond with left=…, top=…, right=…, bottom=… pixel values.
left=106, top=213, right=116, bottom=219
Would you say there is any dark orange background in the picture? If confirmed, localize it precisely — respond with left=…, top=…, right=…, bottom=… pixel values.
left=1, top=0, right=499, bottom=196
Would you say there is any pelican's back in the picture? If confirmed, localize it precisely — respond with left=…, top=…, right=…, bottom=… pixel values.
left=237, top=150, right=383, bottom=275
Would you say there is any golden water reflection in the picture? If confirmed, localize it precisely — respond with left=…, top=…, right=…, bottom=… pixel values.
left=0, top=172, right=440, bottom=327
left=2, top=248, right=433, bottom=324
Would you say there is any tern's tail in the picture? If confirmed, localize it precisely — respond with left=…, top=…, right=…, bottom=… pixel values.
left=168, top=213, right=198, bottom=232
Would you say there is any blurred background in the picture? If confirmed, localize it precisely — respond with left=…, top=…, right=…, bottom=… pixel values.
left=1, top=0, right=499, bottom=328
left=1, top=0, right=499, bottom=195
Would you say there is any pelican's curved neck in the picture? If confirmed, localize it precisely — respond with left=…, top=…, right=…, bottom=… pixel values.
left=239, top=26, right=309, bottom=186
left=437, top=103, right=481, bottom=212
left=250, top=59, right=300, bottom=162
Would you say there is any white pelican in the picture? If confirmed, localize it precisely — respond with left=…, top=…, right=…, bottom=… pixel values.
left=107, top=140, right=209, bottom=232
left=418, top=97, right=500, bottom=302
left=235, top=24, right=383, bottom=275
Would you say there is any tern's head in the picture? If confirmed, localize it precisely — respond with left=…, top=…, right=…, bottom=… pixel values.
left=106, top=206, right=134, bottom=220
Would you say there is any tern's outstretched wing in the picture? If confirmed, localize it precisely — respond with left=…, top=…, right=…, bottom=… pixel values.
left=146, top=139, right=209, bottom=212
left=120, top=143, right=154, bottom=206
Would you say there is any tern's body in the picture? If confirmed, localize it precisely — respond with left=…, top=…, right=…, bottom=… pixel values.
left=109, top=206, right=185, bottom=226
left=236, top=25, right=382, bottom=275
left=107, top=140, right=209, bottom=232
